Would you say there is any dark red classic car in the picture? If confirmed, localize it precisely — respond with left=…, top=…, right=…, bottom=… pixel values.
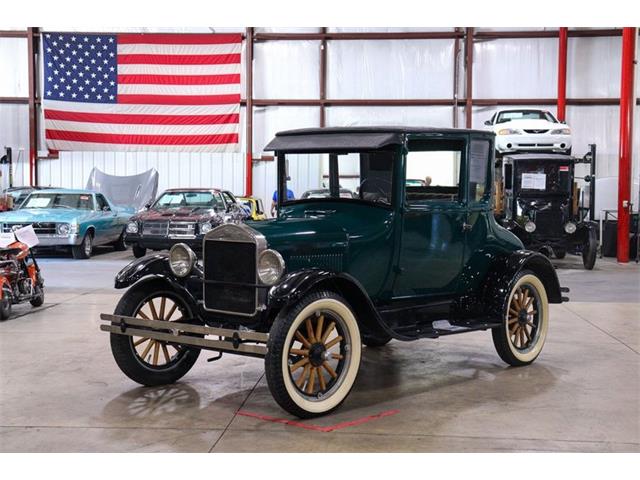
left=124, top=188, right=248, bottom=257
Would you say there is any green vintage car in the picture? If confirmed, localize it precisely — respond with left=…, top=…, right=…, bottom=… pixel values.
left=101, top=127, right=567, bottom=418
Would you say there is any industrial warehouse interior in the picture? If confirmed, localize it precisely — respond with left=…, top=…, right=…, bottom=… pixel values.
left=0, top=0, right=638, bottom=476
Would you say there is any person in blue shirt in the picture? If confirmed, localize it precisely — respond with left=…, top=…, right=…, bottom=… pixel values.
left=271, top=187, right=295, bottom=216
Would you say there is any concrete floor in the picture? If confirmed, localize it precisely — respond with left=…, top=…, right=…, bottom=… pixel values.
left=0, top=248, right=638, bottom=452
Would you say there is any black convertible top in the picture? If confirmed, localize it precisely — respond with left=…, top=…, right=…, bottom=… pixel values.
left=264, top=126, right=493, bottom=152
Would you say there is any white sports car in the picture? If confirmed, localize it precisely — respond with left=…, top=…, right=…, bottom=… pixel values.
left=485, top=109, right=572, bottom=155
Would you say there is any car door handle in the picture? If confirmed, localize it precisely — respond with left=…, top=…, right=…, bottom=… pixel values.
left=462, top=222, right=473, bottom=232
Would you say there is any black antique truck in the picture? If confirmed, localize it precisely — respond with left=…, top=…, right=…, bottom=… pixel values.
left=497, top=150, right=597, bottom=269
left=100, top=127, right=567, bottom=418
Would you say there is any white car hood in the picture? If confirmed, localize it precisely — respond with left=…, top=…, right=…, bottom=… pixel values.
left=492, top=119, right=561, bottom=131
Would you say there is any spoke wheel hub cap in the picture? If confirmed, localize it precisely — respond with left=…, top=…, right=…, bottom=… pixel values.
left=308, top=343, right=326, bottom=367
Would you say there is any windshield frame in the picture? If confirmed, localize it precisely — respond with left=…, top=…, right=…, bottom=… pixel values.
left=276, top=148, right=398, bottom=212
left=151, top=190, right=224, bottom=210
left=496, top=110, right=558, bottom=124
left=19, top=192, right=96, bottom=211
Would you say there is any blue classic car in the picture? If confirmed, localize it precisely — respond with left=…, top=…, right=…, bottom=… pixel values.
left=0, top=189, right=134, bottom=259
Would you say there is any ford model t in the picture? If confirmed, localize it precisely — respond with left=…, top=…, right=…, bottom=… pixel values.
left=497, top=152, right=597, bottom=269
left=101, top=127, right=566, bottom=418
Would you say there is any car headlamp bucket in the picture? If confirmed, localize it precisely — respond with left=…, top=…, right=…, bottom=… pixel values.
left=498, top=128, right=521, bottom=135
left=126, top=221, right=139, bottom=234
left=551, top=128, right=571, bottom=135
left=564, top=222, right=577, bottom=234
left=524, top=221, right=536, bottom=233
left=200, top=222, right=213, bottom=234
left=57, top=223, right=71, bottom=235
left=169, top=243, right=196, bottom=278
left=257, top=249, right=285, bottom=286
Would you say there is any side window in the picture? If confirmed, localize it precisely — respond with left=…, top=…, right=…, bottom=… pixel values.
left=96, top=194, right=109, bottom=211
left=469, top=140, right=491, bottom=203
left=221, top=192, right=235, bottom=207
left=405, top=140, right=463, bottom=205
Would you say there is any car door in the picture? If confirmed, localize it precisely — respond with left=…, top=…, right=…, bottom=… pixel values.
left=94, top=193, right=118, bottom=243
left=392, top=137, right=467, bottom=300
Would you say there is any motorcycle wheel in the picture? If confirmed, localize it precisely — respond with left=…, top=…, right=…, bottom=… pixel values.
left=0, top=296, right=11, bottom=320
left=30, top=285, right=44, bottom=307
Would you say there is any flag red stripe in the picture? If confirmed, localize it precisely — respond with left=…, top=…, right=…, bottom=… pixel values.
left=44, top=109, right=239, bottom=125
left=118, top=94, right=240, bottom=105
left=117, top=74, right=240, bottom=85
left=117, top=33, right=242, bottom=45
left=117, top=53, right=241, bottom=65
left=46, top=130, right=238, bottom=145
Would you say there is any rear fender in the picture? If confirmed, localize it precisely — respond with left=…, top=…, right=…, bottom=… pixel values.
left=0, top=277, right=12, bottom=300
left=269, top=269, right=393, bottom=339
left=483, top=250, right=564, bottom=322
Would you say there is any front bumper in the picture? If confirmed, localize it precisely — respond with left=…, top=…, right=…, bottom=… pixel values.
left=33, top=233, right=82, bottom=247
left=496, top=134, right=572, bottom=153
left=125, top=234, right=203, bottom=251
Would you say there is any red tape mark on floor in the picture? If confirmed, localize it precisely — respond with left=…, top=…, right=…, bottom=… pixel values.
left=236, top=409, right=400, bottom=433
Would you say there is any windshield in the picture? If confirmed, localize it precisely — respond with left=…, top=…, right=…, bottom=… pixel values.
left=21, top=193, right=94, bottom=210
left=153, top=191, right=224, bottom=209
left=516, top=162, right=571, bottom=195
left=281, top=150, right=394, bottom=207
left=496, top=110, right=557, bottom=124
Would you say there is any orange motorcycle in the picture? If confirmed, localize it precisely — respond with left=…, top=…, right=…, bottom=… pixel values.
left=0, top=240, right=44, bottom=319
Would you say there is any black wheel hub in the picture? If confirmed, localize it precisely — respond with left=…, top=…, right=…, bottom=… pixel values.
left=308, top=343, right=326, bottom=367
left=518, top=309, right=528, bottom=325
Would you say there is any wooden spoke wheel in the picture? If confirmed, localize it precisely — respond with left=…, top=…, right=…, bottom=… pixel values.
left=110, top=281, right=201, bottom=386
left=492, top=270, right=549, bottom=367
left=265, top=290, right=362, bottom=418
left=287, top=312, right=348, bottom=398
left=131, top=295, right=186, bottom=369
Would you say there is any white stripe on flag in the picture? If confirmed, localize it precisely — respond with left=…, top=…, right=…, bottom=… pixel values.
left=45, top=119, right=239, bottom=136
left=117, top=83, right=240, bottom=96
left=45, top=140, right=240, bottom=153
left=117, top=43, right=242, bottom=55
left=43, top=100, right=240, bottom=115
left=117, top=64, right=241, bottom=75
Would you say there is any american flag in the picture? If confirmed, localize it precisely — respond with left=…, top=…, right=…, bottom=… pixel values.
left=42, top=32, right=241, bottom=152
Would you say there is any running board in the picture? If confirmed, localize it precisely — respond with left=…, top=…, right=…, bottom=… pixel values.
left=99, top=313, right=269, bottom=358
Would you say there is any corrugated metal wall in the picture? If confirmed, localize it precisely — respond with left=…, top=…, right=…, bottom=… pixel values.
left=0, top=28, right=638, bottom=210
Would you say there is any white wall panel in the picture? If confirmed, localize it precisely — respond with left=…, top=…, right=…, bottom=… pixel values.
left=327, top=40, right=454, bottom=99
left=0, top=38, right=28, bottom=96
left=326, top=106, right=454, bottom=128
left=254, top=41, right=320, bottom=99
left=0, top=104, right=29, bottom=187
left=473, top=38, right=558, bottom=98
left=568, top=37, right=622, bottom=98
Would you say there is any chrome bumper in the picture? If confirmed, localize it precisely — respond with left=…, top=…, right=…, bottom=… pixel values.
left=34, top=233, right=81, bottom=247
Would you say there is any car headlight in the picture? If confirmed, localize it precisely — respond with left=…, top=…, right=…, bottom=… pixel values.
left=200, top=222, right=213, bottom=234
left=550, top=128, right=571, bottom=135
left=169, top=243, right=196, bottom=278
left=564, top=222, right=577, bottom=234
left=257, top=249, right=285, bottom=286
left=525, top=221, right=536, bottom=233
left=498, top=128, right=522, bottom=135
left=57, top=223, right=70, bottom=235
left=126, top=221, right=138, bottom=234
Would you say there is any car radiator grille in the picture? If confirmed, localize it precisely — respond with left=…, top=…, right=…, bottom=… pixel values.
left=534, top=211, right=563, bottom=237
left=203, top=239, right=257, bottom=315
left=524, top=129, right=549, bottom=134
left=168, top=221, right=196, bottom=238
left=142, top=220, right=197, bottom=238
left=142, top=221, right=169, bottom=236
left=2, top=222, right=57, bottom=235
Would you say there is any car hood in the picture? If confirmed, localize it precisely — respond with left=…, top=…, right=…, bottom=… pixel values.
left=494, top=119, right=562, bottom=131
left=0, top=208, right=91, bottom=223
left=134, top=206, right=226, bottom=223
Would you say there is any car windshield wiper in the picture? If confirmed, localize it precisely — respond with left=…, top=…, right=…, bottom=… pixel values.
left=53, top=205, right=73, bottom=209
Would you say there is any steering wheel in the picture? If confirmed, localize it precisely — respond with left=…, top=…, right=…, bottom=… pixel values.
left=358, top=178, right=392, bottom=203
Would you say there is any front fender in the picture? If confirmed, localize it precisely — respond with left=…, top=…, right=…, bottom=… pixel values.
left=115, top=253, right=203, bottom=312
left=483, top=250, right=564, bottom=322
left=269, top=269, right=395, bottom=339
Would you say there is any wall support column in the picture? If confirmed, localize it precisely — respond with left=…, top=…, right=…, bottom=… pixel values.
left=616, top=28, right=637, bottom=263
left=464, top=28, right=474, bottom=128
left=27, top=27, right=38, bottom=186
left=245, top=27, right=254, bottom=196
left=557, top=27, right=568, bottom=122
